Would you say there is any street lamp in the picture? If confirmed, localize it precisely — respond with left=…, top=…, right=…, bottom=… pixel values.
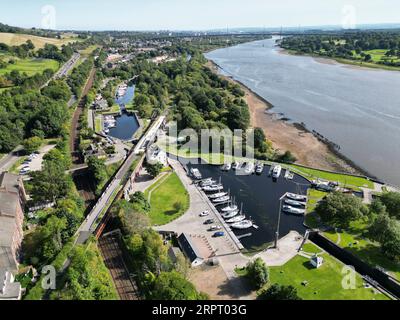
left=275, top=192, right=289, bottom=249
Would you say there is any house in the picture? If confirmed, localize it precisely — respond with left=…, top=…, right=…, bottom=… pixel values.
left=0, top=268, right=22, bottom=300
left=177, top=233, right=204, bottom=267
left=0, top=172, right=26, bottom=271
left=310, top=255, right=324, bottom=269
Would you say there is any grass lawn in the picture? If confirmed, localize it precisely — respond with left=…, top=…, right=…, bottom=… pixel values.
left=0, top=56, right=59, bottom=76
left=269, top=251, right=389, bottom=300
left=144, top=172, right=189, bottom=225
left=95, top=115, right=102, bottom=133
left=289, top=164, right=374, bottom=189
left=323, top=223, right=400, bottom=281
left=99, top=104, right=121, bottom=115
left=0, top=32, right=79, bottom=49
left=304, top=189, right=327, bottom=228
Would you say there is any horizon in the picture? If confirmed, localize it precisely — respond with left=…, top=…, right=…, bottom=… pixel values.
left=1, top=0, right=400, bottom=32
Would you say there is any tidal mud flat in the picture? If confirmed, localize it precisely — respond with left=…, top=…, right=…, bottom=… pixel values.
left=205, top=60, right=365, bottom=176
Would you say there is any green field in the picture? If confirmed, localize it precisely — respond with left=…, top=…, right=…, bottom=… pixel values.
left=269, top=243, right=390, bottom=300
left=144, top=172, right=190, bottom=225
left=0, top=32, right=80, bottom=49
left=0, top=56, right=59, bottom=76
left=288, top=164, right=374, bottom=189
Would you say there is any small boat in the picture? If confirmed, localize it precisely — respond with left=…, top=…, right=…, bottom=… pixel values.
left=220, top=205, right=238, bottom=213
left=221, top=163, right=232, bottom=171
left=203, top=184, right=224, bottom=192
left=286, top=193, right=308, bottom=202
left=190, top=168, right=202, bottom=180
left=272, top=165, right=282, bottom=179
left=200, top=178, right=217, bottom=187
left=103, top=128, right=110, bottom=134
left=284, top=169, right=294, bottom=180
left=255, top=162, right=264, bottom=174
left=213, top=196, right=230, bottom=203
left=282, top=205, right=305, bottom=215
left=222, top=210, right=240, bottom=219
left=232, top=162, right=240, bottom=170
left=226, top=215, right=246, bottom=224
left=285, top=199, right=306, bottom=207
left=244, top=162, right=255, bottom=175
left=208, top=192, right=228, bottom=199
left=231, top=220, right=253, bottom=230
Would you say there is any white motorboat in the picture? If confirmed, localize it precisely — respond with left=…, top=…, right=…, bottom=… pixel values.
left=203, top=184, right=224, bottom=192
left=272, top=165, right=282, bottom=179
left=232, top=162, right=240, bottom=170
left=222, top=210, right=240, bottom=219
left=213, top=196, right=230, bottom=203
left=190, top=168, right=202, bottom=180
left=284, top=169, right=294, bottom=180
left=226, top=215, right=246, bottom=224
left=244, top=162, right=255, bottom=175
left=231, top=220, right=253, bottom=230
left=220, top=204, right=238, bottom=213
left=208, top=192, right=228, bottom=199
left=286, top=193, right=308, bottom=202
left=282, top=205, right=306, bottom=215
left=200, top=178, right=217, bottom=187
left=285, top=199, right=306, bottom=207
left=221, top=163, right=232, bottom=171
left=255, top=162, right=264, bottom=174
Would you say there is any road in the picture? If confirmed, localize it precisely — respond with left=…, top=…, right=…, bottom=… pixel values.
left=0, top=146, right=23, bottom=173
left=40, top=53, right=81, bottom=89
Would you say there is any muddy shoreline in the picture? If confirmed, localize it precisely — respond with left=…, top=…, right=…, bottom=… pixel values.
left=205, top=59, right=374, bottom=178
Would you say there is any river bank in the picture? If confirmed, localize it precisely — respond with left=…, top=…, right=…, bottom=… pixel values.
left=205, top=60, right=365, bottom=176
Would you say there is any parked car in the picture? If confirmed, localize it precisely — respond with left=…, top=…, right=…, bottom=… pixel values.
left=213, top=232, right=225, bottom=237
left=208, top=225, right=222, bottom=231
left=199, top=210, right=210, bottom=217
left=204, top=219, right=215, bottom=225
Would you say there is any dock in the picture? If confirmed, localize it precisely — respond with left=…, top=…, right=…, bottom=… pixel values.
left=195, top=184, right=244, bottom=250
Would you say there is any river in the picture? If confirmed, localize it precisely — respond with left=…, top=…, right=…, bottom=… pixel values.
left=205, top=38, right=400, bottom=187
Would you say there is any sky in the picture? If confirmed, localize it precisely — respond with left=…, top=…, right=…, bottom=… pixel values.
left=0, top=0, right=399, bottom=31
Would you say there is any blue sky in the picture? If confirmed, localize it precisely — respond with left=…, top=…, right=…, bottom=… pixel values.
left=1, top=0, right=399, bottom=31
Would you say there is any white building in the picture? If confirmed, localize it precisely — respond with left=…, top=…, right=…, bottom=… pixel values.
left=0, top=268, right=22, bottom=300
left=310, top=255, right=324, bottom=269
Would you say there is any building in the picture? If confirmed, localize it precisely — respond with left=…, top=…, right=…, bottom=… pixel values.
left=0, top=268, right=22, bottom=300
left=177, top=233, right=205, bottom=267
left=146, top=144, right=167, bottom=166
left=0, top=172, right=26, bottom=271
left=310, top=255, right=324, bottom=269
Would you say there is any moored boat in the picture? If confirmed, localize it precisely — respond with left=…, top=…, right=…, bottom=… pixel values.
left=213, top=196, right=230, bottom=203
left=282, top=205, right=306, bottom=215
left=285, top=199, right=306, bottom=207
left=208, top=192, right=228, bottom=199
left=272, top=165, right=282, bottom=179
left=190, top=168, right=202, bottom=180
left=203, top=184, right=224, bottom=192
left=220, top=204, right=238, bottom=213
left=231, top=220, right=253, bottom=230
left=222, top=210, right=239, bottom=219
left=286, top=193, right=307, bottom=202
left=226, top=215, right=246, bottom=224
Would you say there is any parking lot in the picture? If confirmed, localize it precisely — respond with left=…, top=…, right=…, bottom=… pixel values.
left=18, top=145, right=56, bottom=176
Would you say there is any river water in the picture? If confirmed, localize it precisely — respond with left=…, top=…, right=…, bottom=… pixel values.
left=205, top=38, right=400, bottom=187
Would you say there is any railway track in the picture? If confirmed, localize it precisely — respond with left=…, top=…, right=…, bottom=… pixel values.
left=98, top=232, right=140, bottom=300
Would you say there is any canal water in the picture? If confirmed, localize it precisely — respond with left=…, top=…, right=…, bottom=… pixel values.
left=206, top=38, right=400, bottom=187
left=108, top=85, right=140, bottom=141
left=183, top=159, right=310, bottom=250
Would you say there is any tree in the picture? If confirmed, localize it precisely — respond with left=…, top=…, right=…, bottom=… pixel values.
left=277, top=150, right=297, bottom=164
left=145, top=162, right=164, bottom=178
left=246, top=258, right=269, bottom=289
left=23, top=136, right=43, bottom=154
left=315, top=192, right=367, bottom=228
left=87, top=156, right=108, bottom=195
left=152, top=271, right=205, bottom=300
left=369, top=213, right=400, bottom=260
left=259, top=284, right=302, bottom=300
left=379, top=192, right=400, bottom=219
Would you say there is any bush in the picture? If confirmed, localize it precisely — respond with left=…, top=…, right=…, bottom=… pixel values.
left=246, top=258, right=269, bottom=289
left=259, top=284, right=302, bottom=300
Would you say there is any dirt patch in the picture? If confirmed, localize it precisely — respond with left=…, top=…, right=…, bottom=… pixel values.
left=189, top=264, right=256, bottom=300
left=206, top=61, right=359, bottom=174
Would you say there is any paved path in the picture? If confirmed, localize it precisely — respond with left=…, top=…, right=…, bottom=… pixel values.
left=0, top=146, right=23, bottom=173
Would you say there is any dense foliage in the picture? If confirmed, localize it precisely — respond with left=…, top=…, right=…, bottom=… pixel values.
left=245, top=258, right=270, bottom=289
left=259, top=284, right=302, bottom=300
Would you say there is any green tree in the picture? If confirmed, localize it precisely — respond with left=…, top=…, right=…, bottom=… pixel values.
left=87, top=156, right=108, bottom=195
left=369, top=213, right=400, bottom=260
left=145, top=162, right=164, bottom=178
left=152, top=271, right=205, bottom=300
left=379, top=192, right=400, bottom=219
left=259, top=284, right=302, bottom=300
left=315, top=192, right=367, bottom=228
left=246, top=258, right=269, bottom=289
left=23, top=136, right=43, bottom=154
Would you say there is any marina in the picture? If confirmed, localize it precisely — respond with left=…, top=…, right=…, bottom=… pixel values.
left=182, top=158, right=310, bottom=249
